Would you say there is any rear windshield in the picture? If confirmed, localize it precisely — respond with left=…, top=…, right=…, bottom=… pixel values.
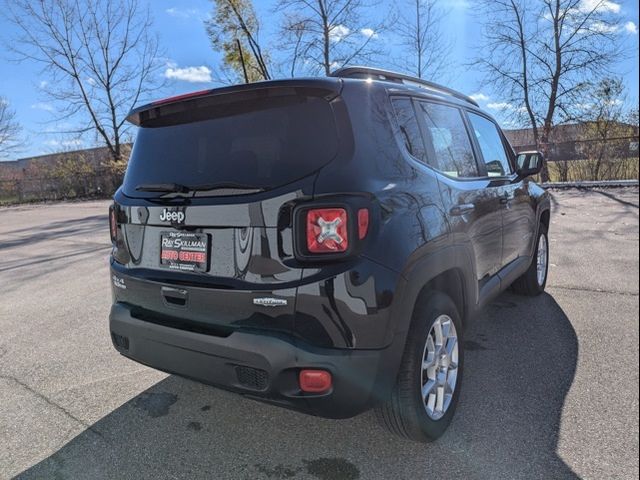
left=122, top=94, right=339, bottom=197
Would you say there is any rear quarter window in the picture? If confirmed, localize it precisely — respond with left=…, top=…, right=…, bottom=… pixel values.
left=390, top=97, right=428, bottom=163
left=416, top=102, right=479, bottom=178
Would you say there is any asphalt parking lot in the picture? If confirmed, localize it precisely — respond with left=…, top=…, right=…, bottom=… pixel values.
left=1, top=188, right=638, bottom=480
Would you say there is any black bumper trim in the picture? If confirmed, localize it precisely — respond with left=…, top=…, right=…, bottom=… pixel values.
left=109, top=303, right=403, bottom=418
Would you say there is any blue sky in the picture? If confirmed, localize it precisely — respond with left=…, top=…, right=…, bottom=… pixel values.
left=0, top=0, right=638, bottom=160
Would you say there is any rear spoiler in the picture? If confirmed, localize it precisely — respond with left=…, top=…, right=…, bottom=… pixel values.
left=126, top=78, right=343, bottom=126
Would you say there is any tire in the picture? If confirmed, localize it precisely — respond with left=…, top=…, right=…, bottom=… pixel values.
left=376, top=291, right=463, bottom=442
left=512, top=223, right=549, bottom=296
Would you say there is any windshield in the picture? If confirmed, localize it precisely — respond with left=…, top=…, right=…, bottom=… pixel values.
left=122, top=94, right=339, bottom=197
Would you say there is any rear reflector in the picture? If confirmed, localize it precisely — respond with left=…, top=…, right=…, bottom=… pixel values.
left=109, top=206, right=117, bottom=242
left=306, top=208, right=348, bottom=253
left=357, top=208, right=369, bottom=239
left=299, top=369, right=332, bottom=393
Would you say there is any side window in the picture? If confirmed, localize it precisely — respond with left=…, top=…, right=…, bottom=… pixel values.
left=391, top=97, right=427, bottom=163
left=467, top=113, right=513, bottom=177
left=416, top=102, right=479, bottom=178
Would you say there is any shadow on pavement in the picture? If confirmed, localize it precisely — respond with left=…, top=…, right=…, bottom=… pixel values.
left=0, top=214, right=108, bottom=251
left=589, top=188, right=639, bottom=209
left=17, top=293, right=579, bottom=480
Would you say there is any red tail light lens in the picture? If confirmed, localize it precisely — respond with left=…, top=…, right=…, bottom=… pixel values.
left=299, top=369, right=332, bottom=393
left=357, top=208, right=369, bottom=239
left=109, top=206, right=118, bottom=242
left=306, top=208, right=349, bottom=253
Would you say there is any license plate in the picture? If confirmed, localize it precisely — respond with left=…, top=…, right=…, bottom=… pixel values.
left=160, top=232, right=209, bottom=272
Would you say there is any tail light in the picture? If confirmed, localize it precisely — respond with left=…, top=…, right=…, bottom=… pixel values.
left=109, top=205, right=118, bottom=243
left=297, top=203, right=370, bottom=259
left=357, top=208, right=369, bottom=240
left=306, top=208, right=349, bottom=253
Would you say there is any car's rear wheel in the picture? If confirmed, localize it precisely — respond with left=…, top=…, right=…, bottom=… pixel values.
left=512, top=223, right=549, bottom=296
left=376, top=291, right=463, bottom=442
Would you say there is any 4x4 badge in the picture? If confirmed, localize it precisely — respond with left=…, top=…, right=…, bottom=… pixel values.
left=253, top=297, right=288, bottom=307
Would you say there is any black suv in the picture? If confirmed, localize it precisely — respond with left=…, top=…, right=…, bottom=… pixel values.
left=109, top=67, right=550, bottom=442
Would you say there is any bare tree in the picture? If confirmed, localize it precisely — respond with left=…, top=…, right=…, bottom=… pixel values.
left=475, top=0, right=623, bottom=180
left=205, top=0, right=272, bottom=83
left=0, top=97, right=22, bottom=159
left=395, top=0, right=451, bottom=80
left=577, top=78, right=636, bottom=181
left=277, top=0, right=386, bottom=76
left=5, top=0, right=163, bottom=163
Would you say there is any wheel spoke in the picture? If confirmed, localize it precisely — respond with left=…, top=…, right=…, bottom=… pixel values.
left=426, top=392, right=437, bottom=413
left=445, top=336, right=457, bottom=357
left=435, top=386, right=445, bottom=413
left=422, top=379, right=436, bottom=400
left=433, top=320, right=444, bottom=350
left=441, top=319, right=451, bottom=339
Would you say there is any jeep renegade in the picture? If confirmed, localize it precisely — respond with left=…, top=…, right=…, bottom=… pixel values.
left=108, top=66, right=550, bottom=442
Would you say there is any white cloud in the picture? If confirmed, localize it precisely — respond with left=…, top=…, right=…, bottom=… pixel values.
left=470, top=93, right=489, bottom=102
left=164, top=65, right=212, bottom=83
left=329, top=24, right=350, bottom=43
left=624, top=21, right=638, bottom=34
left=360, top=28, right=378, bottom=39
left=39, top=80, right=48, bottom=89
left=165, top=7, right=202, bottom=20
left=43, top=122, right=73, bottom=133
left=487, top=102, right=513, bottom=110
left=31, top=102, right=55, bottom=112
left=579, top=0, right=621, bottom=14
left=87, top=77, right=97, bottom=86
left=579, top=19, right=638, bottom=35
left=43, top=139, right=83, bottom=148
left=589, top=20, right=620, bottom=34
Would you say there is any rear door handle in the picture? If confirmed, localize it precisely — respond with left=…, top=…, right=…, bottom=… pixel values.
left=450, top=204, right=475, bottom=216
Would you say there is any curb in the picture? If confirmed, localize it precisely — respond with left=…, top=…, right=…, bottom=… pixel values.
left=542, top=180, right=639, bottom=189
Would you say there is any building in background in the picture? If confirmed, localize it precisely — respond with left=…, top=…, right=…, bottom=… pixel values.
left=504, top=122, right=639, bottom=162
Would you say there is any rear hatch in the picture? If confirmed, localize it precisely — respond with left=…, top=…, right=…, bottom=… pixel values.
left=111, top=80, right=348, bottom=333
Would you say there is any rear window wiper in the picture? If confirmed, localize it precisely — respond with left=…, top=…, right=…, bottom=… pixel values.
left=188, top=182, right=266, bottom=192
left=135, top=182, right=266, bottom=194
left=135, top=183, right=191, bottom=193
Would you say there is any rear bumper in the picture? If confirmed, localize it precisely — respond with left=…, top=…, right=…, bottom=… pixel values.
left=109, top=302, right=402, bottom=418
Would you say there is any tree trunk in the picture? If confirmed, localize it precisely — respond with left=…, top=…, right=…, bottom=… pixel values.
left=538, top=122, right=552, bottom=182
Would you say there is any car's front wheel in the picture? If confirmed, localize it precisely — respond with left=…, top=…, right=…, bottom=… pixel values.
left=376, top=291, right=463, bottom=442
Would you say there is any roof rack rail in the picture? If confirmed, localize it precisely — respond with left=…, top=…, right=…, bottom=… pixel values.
left=329, top=66, right=479, bottom=107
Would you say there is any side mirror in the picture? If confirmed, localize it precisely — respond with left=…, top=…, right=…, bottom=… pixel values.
left=515, top=151, right=544, bottom=179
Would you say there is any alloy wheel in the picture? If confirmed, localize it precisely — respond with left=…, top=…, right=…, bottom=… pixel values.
left=421, top=315, right=459, bottom=420
left=537, top=233, right=548, bottom=287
